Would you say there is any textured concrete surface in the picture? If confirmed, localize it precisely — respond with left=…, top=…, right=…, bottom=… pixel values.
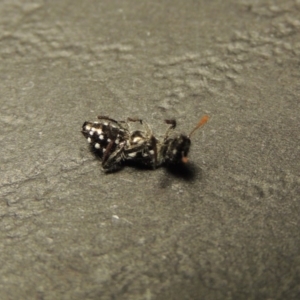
left=1, top=0, right=300, bottom=299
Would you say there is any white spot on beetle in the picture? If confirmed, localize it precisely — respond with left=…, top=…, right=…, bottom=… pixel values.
left=99, top=134, right=104, bottom=140
left=128, top=152, right=137, bottom=157
left=95, top=143, right=100, bottom=149
left=87, top=137, right=91, bottom=143
left=133, top=136, right=142, bottom=143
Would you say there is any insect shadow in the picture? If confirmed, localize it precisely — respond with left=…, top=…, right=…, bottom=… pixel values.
left=125, top=160, right=199, bottom=181
left=165, top=162, right=199, bottom=181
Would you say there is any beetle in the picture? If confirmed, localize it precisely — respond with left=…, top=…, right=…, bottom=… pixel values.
left=81, top=115, right=209, bottom=172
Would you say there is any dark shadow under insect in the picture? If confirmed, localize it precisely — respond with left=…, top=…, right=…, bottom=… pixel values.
left=164, top=161, right=199, bottom=181
left=81, top=115, right=209, bottom=173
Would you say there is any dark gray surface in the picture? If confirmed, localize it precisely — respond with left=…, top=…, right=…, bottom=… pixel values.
left=1, top=0, right=300, bottom=299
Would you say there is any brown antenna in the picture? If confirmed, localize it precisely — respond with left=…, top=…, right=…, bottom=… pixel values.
left=188, top=115, right=209, bottom=138
left=181, top=115, right=209, bottom=164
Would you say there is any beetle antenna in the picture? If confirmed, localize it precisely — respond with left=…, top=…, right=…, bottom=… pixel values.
left=188, top=115, right=209, bottom=138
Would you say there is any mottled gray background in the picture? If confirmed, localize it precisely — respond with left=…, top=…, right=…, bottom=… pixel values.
left=1, top=0, right=299, bottom=299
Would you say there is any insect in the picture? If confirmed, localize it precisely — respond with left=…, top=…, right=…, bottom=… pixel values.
left=81, top=114, right=209, bottom=172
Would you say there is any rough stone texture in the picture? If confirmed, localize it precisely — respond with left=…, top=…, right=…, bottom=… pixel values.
left=0, top=0, right=299, bottom=299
